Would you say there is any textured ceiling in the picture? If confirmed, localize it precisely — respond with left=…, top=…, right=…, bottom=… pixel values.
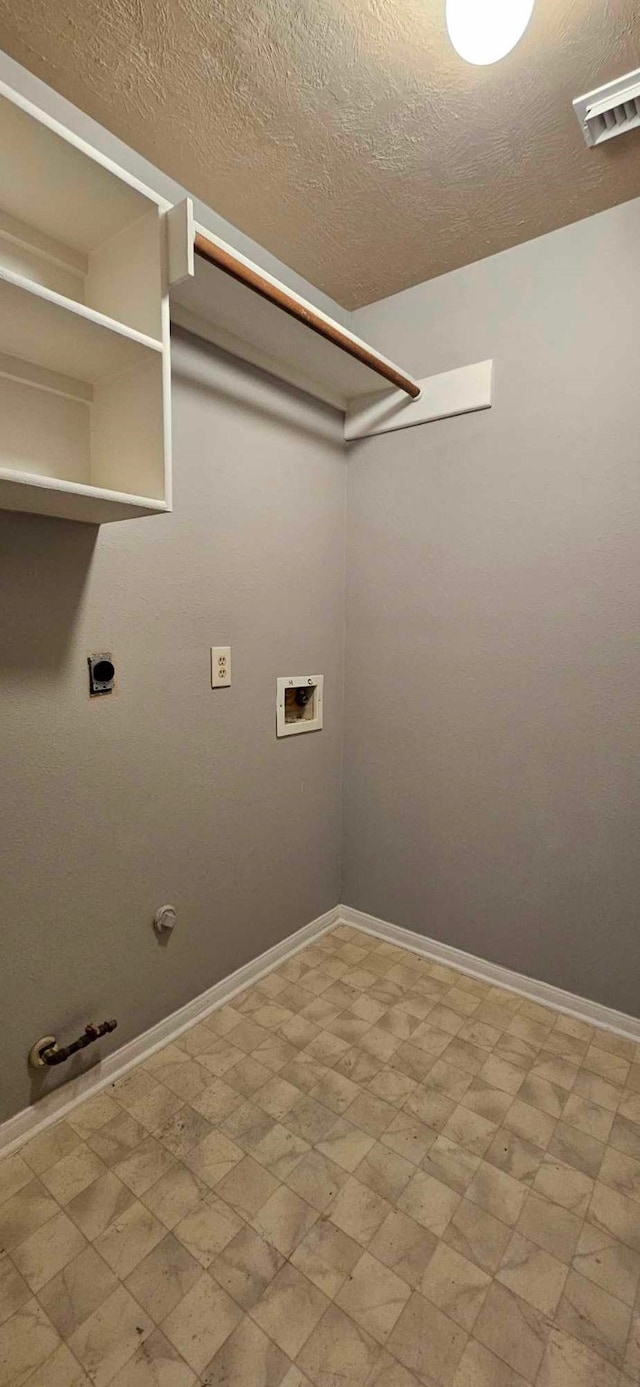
left=0, top=0, right=639, bottom=307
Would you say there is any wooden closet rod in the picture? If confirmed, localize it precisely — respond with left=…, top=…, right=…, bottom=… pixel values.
left=194, top=232, right=421, bottom=401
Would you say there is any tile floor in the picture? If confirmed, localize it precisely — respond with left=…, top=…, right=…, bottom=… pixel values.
left=1, top=924, right=640, bottom=1386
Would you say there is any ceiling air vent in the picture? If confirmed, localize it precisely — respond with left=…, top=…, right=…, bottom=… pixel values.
left=574, top=69, right=640, bottom=148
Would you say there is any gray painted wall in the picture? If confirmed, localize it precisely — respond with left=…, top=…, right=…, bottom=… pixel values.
left=344, top=197, right=640, bottom=1017
left=0, top=331, right=346, bottom=1123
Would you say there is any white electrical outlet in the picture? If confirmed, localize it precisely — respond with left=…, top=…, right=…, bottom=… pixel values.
left=211, top=647, right=231, bottom=687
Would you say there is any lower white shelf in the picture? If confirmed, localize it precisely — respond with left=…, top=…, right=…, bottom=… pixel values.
left=0, top=351, right=170, bottom=523
left=0, top=470, right=169, bottom=524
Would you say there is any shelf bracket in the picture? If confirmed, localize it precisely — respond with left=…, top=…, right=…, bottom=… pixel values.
left=345, top=360, right=493, bottom=441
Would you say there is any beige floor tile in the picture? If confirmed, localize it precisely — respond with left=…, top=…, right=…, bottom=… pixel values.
left=623, top=1312, right=640, bottom=1380
left=285, top=1095, right=337, bottom=1146
left=484, top=1129, right=543, bottom=1186
left=608, top=1114, right=640, bottom=1162
left=493, top=1033, right=538, bottom=1071
left=387, top=1289, right=467, bottom=1385
left=210, top=1226, right=284, bottom=1309
left=599, top=1145, right=640, bottom=1204
left=396, top=1169, right=460, bottom=1238
left=154, top=1107, right=212, bottom=1160
left=113, top=1073, right=164, bottom=1113
left=619, top=1090, right=640, bottom=1125
left=23, top=1341, right=92, bottom=1387
left=451, top=1338, right=528, bottom=1386
left=157, top=1060, right=211, bottom=1105
left=203, top=1315, right=290, bottom=1387
left=0, top=1254, right=29, bottom=1327
left=124, top=1234, right=201, bottom=1323
left=473, top=1282, right=549, bottom=1383
left=392, top=1041, right=439, bottom=1084
left=0, top=1179, right=58, bottom=1251
left=182, top=1130, right=243, bottom=1190
left=336, top=1250, right=410, bottom=1343
left=368, top=1207, right=437, bottom=1289
left=66, top=1172, right=135, bottom=1243
left=367, top=1353, right=421, bottom=1387
left=572, top=1219, right=640, bottom=1307
left=562, top=1094, right=614, bottom=1145
left=367, top=1068, right=417, bottom=1109
left=355, top=1142, right=414, bottom=1204
left=518, top=1075, right=566, bottom=1120
left=94, top=1201, right=165, bottom=1280
left=284, top=1148, right=348, bottom=1212
left=11, top=1208, right=86, bottom=1293
left=316, top=1118, right=376, bottom=1172
left=87, top=1116, right=147, bottom=1171
left=419, top=1136, right=480, bottom=1196
left=214, top=1152, right=280, bottom=1219
left=247, top=1121, right=310, bottom=1181
left=442, top=1105, right=496, bottom=1157
left=477, top=1056, right=525, bottom=1097
left=515, top=1188, right=581, bottom=1263
left=502, top=1098, right=555, bottom=1150
left=21, top=1123, right=82, bottom=1177
left=41, top=1147, right=106, bottom=1208
left=588, top=1179, right=640, bottom=1254
left=38, top=1245, right=118, bottom=1339
left=379, top=1112, right=436, bottom=1167
left=173, top=1194, right=242, bottom=1267
left=224, top=1057, right=274, bottom=1097
left=161, top=1273, right=241, bottom=1374
left=128, top=1088, right=185, bottom=1136
left=0, top=1298, right=60, bottom=1387
left=496, top=1232, right=567, bottom=1314
left=419, top=1241, right=490, bottom=1331
left=441, top=1040, right=485, bottom=1078
left=532, top=1155, right=593, bottom=1215
left=423, top=1061, right=472, bottom=1104
left=108, top=1328, right=196, bottom=1385
left=66, top=1095, right=120, bottom=1141
left=465, top=1161, right=527, bottom=1227
left=310, top=1070, right=361, bottom=1116
left=343, top=1092, right=396, bottom=1138
left=113, top=1140, right=176, bottom=1198
left=536, top=1326, right=619, bottom=1387
left=530, top=1055, right=579, bottom=1091
left=296, top=1303, right=382, bottom=1386
left=443, top=1196, right=512, bottom=1274
left=459, top=1079, right=513, bottom=1126
left=250, top=1262, right=328, bottom=1358
left=327, top=1176, right=391, bottom=1246
left=290, top=1216, right=362, bottom=1297
left=555, top=1267, right=630, bottom=1369
left=68, top=1285, right=154, bottom=1387
left=0, top=1154, right=32, bottom=1208
left=139, top=1165, right=206, bottom=1231
left=573, top=1070, right=622, bottom=1113
left=403, top=1087, right=456, bottom=1135
left=252, top=1184, right=318, bottom=1256
left=548, top=1121, right=604, bottom=1180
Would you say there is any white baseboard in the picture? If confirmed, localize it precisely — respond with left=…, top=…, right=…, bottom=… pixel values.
left=0, top=906, right=340, bottom=1159
left=337, top=905, right=640, bottom=1044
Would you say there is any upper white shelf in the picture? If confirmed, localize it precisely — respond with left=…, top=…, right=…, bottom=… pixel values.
left=0, top=86, right=159, bottom=254
left=0, top=78, right=172, bottom=525
left=0, top=267, right=162, bottom=383
left=168, top=202, right=419, bottom=412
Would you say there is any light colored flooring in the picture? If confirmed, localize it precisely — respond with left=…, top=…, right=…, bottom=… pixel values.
left=1, top=925, right=640, bottom=1387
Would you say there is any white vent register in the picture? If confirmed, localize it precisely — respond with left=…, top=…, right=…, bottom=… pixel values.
left=574, top=68, right=640, bottom=148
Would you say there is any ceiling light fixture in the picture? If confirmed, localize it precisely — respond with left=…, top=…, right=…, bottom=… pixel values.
left=446, top=0, right=535, bottom=66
